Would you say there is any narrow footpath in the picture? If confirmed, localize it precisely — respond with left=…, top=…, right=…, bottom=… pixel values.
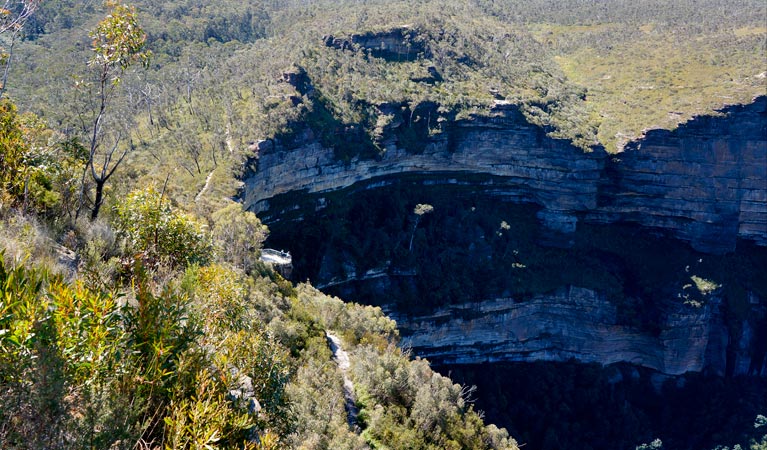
left=194, top=169, right=215, bottom=202
left=326, top=332, right=361, bottom=431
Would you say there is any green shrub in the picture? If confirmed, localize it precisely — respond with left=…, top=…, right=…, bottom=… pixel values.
left=0, top=99, right=86, bottom=221
left=163, top=368, right=256, bottom=450
left=114, top=186, right=213, bottom=268
left=0, top=256, right=140, bottom=448
left=0, top=100, right=27, bottom=208
left=350, top=344, right=518, bottom=450
left=211, top=202, right=268, bottom=273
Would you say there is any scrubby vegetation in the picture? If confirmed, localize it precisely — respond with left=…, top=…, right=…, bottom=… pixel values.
left=0, top=2, right=525, bottom=448
left=0, top=92, right=517, bottom=448
left=2, top=0, right=763, bottom=200
left=0, top=165, right=518, bottom=449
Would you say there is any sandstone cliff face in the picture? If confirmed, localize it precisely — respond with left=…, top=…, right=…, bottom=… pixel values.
left=385, top=286, right=767, bottom=377
left=591, top=98, right=767, bottom=253
left=242, top=97, right=767, bottom=253
left=240, top=97, right=767, bottom=376
left=323, top=27, right=425, bottom=62
left=243, top=103, right=602, bottom=224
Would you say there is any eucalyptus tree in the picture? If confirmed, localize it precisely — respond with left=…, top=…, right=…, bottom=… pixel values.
left=0, top=0, right=42, bottom=97
left=77, top=2, right=151, bottom=220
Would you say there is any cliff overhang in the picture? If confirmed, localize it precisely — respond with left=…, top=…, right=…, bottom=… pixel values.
left=242, top=96, right=767, bottom=254
left=239, top=96, right=767, bottom=377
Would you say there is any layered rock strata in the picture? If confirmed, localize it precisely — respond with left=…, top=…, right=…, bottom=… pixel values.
left=240, top=97, right=767, bottom=376
left=591, top=99, right=767, bottom=252
left=385, top=286, right=767, bottom=377
left=242, top=97, right=767, bottom=254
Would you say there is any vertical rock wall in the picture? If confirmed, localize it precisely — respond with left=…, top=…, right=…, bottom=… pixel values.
left=242, top=97, right=767, bottom=253
left=240, top=97, right=767, bottom=377
left=591, top=97, right=767, bottom=253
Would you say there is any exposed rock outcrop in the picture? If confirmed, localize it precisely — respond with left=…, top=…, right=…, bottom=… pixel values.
left=242, top=97, right=767, bottom=254
left=385, top=286, right=763, bottom=377
left=326, top=332, right=362, bottom=431
left=240, top=96, right=767, bottom=377
left=323, top=27, right=425, bottom=61
left=260, top=248, right=293, bottom=278
left=591, top=98, right=767, bottom=253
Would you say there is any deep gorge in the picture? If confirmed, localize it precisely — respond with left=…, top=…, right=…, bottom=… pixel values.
left=242, top=96, right=767, bottom=449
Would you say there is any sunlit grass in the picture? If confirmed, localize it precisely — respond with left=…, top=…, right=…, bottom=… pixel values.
left=554, top=30, right=766, bottom=152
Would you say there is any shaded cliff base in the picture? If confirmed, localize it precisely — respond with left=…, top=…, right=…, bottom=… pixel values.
left=440, top=361, right=767, bottom=450
left=264, top=176, right=766, bottom=307
left=263, top=179, right=766, bottom=375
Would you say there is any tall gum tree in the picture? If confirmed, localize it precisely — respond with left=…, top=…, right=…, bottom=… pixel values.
left=0, top=0, right=42, bottom=97
left=78, top=1, right=150, bottom=221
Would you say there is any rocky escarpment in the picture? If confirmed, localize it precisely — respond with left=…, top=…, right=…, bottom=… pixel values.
left=323, top=27, right=426, bottom=62
left=388, top=286, right=766, bottom=377
left=243, top=96, right=767, bottom=254
left=245, top=102, right=602, bottom=230
left=592, top=99, right=767, bottom=253
left=241, top=96, right=767, bottom=377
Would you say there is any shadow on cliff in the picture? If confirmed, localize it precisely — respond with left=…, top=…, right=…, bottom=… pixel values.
left=598, top=95, right=767, bottom=254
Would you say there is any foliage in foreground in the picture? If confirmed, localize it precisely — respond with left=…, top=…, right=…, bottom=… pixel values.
left=0, top=254, right=277, bottom=448
left=0, top=175, right=517, bottom=449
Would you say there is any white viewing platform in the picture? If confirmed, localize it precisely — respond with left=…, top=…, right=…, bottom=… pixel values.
left=260, top=249, right=293, bottom=278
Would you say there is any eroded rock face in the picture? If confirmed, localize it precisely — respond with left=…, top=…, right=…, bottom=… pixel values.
left=243, top=102, right=605, bottom=246
left=323, top=27, right=425, bottom=61
left=242, top=97, right=767, bottom=254
left=240, top=97, right=767, bottom=376
left=592, top=98, right=767, bottom=253
left=386, top=286, right=753, bottom=376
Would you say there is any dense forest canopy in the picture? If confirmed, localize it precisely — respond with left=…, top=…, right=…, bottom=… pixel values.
left=7, top=0, right=766, bottom=180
